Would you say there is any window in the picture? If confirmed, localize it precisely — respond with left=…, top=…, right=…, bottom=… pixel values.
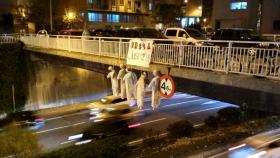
left=178, top=31, right=186, bottom=37
left=120, top=0, right=124, bottom=5
left=148, top=2, right=153, bottom=11
left=112, top=0, right=116, bottom=6
left=88, top=0, right=94, bottom=8
left=128, top=0, right=132, bottom=9
left=107, top=14, right=120, bottom=23
left=230, top=2, right=247, bottom=10
left=124, top=15, right=130, bottom=23
left=88, top=13, right=102, bottom=22
left=165, top=30, right=177, bottom=37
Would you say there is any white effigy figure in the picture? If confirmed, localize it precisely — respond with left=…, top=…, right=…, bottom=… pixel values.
left=123, top=68, right=137, bottom=103
left=148, top=70, right=161, bottom=110
left=135, top=72, right=147, bottom=109
left=117, top=64, right=126, bottom=99
left=107, top=66, right=119, bottom=96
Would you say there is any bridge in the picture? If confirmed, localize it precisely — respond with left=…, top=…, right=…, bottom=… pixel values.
left=3, top=34, right=280, bottom=112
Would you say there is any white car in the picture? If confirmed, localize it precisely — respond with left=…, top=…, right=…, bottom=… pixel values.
left=164, top=27, right=206, bottom=45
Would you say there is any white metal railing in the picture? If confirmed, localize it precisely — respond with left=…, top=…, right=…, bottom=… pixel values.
left=0, top=34, right=20, bottom=44
left=263, top=34, right=280, bottom=42
left=19, top=34, right=280, bottom=80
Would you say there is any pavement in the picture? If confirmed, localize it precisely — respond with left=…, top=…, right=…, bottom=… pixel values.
left=35, top=92, right=237, bottom=151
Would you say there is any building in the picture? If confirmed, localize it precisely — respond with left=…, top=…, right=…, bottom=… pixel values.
left=212, top=0, right=280, bottom=34
left=181, top=0, right=202, bottom=27
left=86, top=0, right=154, bottom=29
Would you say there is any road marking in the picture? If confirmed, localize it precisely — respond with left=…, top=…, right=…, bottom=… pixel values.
left=45, top=111, right=89, bottom=122
left=141, top=118, right=166, bottom=125
left=185, top=106, right=228, bottom=115
left=201, top=101, right=220, bottom=105
left=60, top=140, right=74, bottom=145
left=36, top=121, right=86, bottom=134
left=164, top=98, right=205, bottom=108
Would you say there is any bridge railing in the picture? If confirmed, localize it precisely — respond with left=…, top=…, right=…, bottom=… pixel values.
left=0, top=34, right=20, bottom=44
left=263, top=34, right=280, bottom=42
left=19, top=34, right=280, bottom=80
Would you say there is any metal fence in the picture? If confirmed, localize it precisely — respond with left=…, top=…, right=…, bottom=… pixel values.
left=263, top=34, right=280, bottom=42
left=19, top=34, right=280, bottom=80
left=0, top=34, right=20, bottom=44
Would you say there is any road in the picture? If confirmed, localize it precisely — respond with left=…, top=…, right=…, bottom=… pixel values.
left=36, top=92, right=237, bottom=151
left=209, top=128, right=280, bottom=158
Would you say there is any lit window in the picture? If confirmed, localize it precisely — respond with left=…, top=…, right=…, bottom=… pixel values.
left=88, top=13, right=102, bottom=22
left=124, top=15, right=130, bottom=23
left=148, top=2, right=153, bottom=10
left=230, top=2, right=247, bottom=10
left=107, top=14, right=120, bottom=23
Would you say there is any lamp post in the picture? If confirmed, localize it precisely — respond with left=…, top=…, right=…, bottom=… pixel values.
left=50, top=0, right=53, bottom=32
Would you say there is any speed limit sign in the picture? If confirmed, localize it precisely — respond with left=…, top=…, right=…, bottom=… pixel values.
left=159, top=74, right=175, bottom=98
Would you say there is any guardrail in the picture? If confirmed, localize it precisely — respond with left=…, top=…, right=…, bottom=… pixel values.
left=19, top=34, right=280, bottom=80
left=0, top=34, right=20, bottom=44
left=263, top=34, right=280, bottom=42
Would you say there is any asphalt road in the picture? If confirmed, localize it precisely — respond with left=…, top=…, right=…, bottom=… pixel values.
left=36, top=92, right=237, bottom=151
left=209, top=128, right=280, bottom=158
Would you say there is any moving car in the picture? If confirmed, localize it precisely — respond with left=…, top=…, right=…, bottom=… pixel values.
left=0, top=111, right=45, bottom=130
left=88, top=95, right=137, bottom=120
left=216, top=129, right=280, bottom=158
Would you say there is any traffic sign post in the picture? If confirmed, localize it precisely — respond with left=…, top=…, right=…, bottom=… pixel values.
left=159, top=74, right=175, bottom=98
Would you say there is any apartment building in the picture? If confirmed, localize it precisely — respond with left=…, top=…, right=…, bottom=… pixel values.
left=86, top=0, right=154, bottom=29
left=212, top=0, right=280, bottom=34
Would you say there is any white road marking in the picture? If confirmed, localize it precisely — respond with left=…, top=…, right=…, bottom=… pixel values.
left=141, top=118, right=166, bottom=125
left=185, top=106, right=228, bottom=115
left=45, top=111, right=89, bottom=122
left=60, top=140, right=74, bottom=145
left=164, top=98, right=205, bottom=108
left=201, top=101, right=220, bottom=105
left=36, top=121, right=86, bottom=134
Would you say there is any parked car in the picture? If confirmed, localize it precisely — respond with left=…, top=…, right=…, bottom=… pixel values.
left=91, top=29, right=116, bottom=37
left=58, top=29, right=84, bottom=36
left=36, top=29, right=48, bottom=37
left=210, top=28, right=277, bottom=48
left=115, top=27, right=173, bottom=44
left=164, top=27, right=206, bottom=45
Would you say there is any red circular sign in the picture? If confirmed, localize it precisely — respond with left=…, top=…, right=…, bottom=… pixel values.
left=159, top=74, right=175, bottom=98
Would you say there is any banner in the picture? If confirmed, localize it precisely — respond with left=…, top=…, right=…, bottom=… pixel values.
left=127, top=39, right=154, bottom=68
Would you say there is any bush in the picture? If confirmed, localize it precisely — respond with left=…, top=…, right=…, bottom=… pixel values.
left=167, top=120, right=194, bottom=139
left=204, top=115, right=219, bottom=128
left=217, top=107, right=243, bottom=125
left=0, top=122, right=42, bottom=158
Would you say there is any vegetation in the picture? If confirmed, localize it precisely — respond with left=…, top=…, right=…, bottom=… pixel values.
left=167, top=120, right=194, bottom=139
left=43, top=136, right=128, bottom=158
left=0, top=123, right=42, bottom=158
left=0, top=43, right=28, bottom=113
left=152, top=4, right=183, bottom=27
left=127, top=107, right=280, bottom=158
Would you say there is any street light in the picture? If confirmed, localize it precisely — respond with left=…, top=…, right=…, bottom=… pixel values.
left=63, top=11, right=77, bottom=29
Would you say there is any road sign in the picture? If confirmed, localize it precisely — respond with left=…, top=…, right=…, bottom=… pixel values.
left=159, top=74, right=175, bottom=98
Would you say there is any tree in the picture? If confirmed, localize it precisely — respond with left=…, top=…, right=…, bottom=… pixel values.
left=152, top=3, right=183, bottom=27
left=0, top=123, right=42, bottom=158
left=28, top=0, right=50, bottom=31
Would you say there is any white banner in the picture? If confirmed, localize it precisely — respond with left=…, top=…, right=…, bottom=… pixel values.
left=127, top=39, right=154, bottom=68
